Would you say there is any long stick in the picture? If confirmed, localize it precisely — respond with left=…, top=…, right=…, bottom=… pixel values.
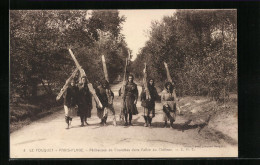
left=143, top=63, right=151, bottom=99
left=164, top=62, right=172, bottom=83
left=102, top=55, right=109, bottom=83
left=68, top=49, right=103, bottom=108
left=56, top=68, right=79, bottom=101
left=69, top=49, right=86, bottom=78
left=119, top=58, right=128, bottom=121
left=121, top=58, right=128, bottom=98
left=164, top=62, right=181, bottom=114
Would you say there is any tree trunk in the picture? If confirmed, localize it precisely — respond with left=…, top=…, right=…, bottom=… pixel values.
left=31, top=77, right=38, bottom=97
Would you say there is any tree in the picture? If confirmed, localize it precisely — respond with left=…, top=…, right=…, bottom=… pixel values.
left=72, top=10, right=129, bottom=83
left=10, top=10, right=130, bottom=99
left=132, top=10, right=237, bottom=98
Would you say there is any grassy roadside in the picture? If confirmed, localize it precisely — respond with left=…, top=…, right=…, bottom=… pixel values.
left=10, top=94, right=63, bottom=133
left=178, top=94, right=238, bottom=145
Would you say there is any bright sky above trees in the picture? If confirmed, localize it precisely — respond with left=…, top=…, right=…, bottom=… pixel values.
left=119, top=10, right=176, bottom=60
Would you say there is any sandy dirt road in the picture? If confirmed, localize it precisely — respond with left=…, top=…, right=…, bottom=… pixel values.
left=10, top=83, right=237, bottom=158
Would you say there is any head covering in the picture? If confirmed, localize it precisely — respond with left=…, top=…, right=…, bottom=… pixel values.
left=128, top=74, right=134, bottom=81
left=96, top=80, right=101, bottom=87
left=69, top=78, right=76, bottom=87
left=147, top=78, right=154, bottom=87
left=80, top=76, right=88, bottom=84
left=164, top=82, right=173, bottom=93
left=101, top=79, right=109, bottom=88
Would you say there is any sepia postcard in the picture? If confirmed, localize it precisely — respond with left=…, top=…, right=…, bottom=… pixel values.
left=9, top=9, right=238, bottom=158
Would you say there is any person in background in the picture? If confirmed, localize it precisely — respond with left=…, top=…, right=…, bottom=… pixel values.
left=161, top=82, right=177, bottom=128
left=63, top=79, right=78, bottom=129
left=141, top=79, right=159, bottom=127
left=78, top=76, right=93, bottom=127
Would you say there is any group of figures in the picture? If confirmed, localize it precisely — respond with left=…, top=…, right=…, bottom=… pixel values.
left=63, top=74, right=177, bottom=129
left=63, top=76, right=115, bottom=128
left=140, top=78, right=177, bottom=128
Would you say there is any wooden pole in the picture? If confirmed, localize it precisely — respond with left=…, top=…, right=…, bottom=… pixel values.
left=143, top=63, right=151, bottom=99
left=119, top=58, right=128, bottom=121
left=102, top=55, right=109, bottom=83
left=68, top=49, right=86, bottom=79
left=56, top=68, right=79, bottom=101
left=164, top=62, right=181, bottom=114
left=68, top=49, right=103, bottom=108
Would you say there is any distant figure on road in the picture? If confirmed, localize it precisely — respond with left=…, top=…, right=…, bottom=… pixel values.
left=141, top=79, right=159, bottom=127
left=63, top=79, right=78, bottom=129
left=78, top=76, right=93, bottom=127
left=161, top=82, right=177, bottom=128
left=96, top=80, right=116, bottom=126
left=123, top=74, right=138, bottom=126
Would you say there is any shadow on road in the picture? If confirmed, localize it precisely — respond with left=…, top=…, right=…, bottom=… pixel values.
left=102, top=118, right=205, bottom=132
left=66, top=114, right=208, bottom=134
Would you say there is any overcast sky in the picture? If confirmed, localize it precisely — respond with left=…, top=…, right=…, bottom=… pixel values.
left=118, top=10, right=176, bottom=60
